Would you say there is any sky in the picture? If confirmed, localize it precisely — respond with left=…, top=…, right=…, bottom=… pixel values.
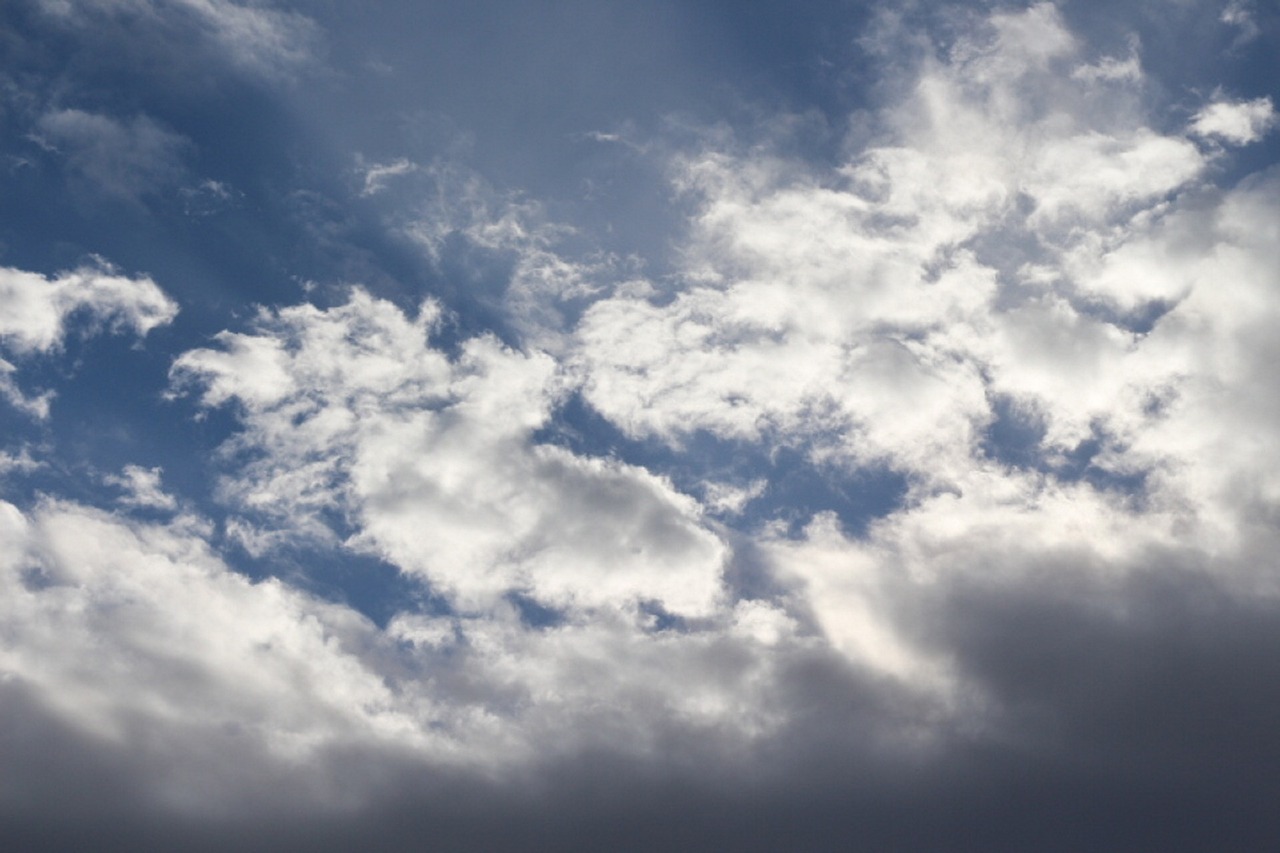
left=2, top=0, right=1280, bottom=849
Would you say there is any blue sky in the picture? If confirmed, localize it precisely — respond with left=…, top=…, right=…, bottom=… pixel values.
left=3, top=1, right=1280, bottom=849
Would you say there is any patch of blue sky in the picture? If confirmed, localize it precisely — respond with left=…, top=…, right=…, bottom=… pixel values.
left=537, top=391, right=909, bottom=540
left=229, top=538, right=445, bottom=630
left=981, top=395, right=1148, bottom=501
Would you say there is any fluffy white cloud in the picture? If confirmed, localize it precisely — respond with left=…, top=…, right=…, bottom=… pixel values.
left=0, top=497, right=431, bottom=813
left=564, top=5, right=1280, bottom=698
left=104, top=465, right=179, bottom=511
left=0, top=493, right=846, bottom=817
left=1189, top=96, right=1276, bottom=145
left=139, top=1, right=1280, bottom=739
left=572, top=2, right=1228, bottom=494
left=172, top=289, right=727, bottom=617
left=0, top=262, right=178, bottom=356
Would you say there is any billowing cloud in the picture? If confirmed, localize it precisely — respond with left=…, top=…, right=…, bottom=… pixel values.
left=0, top=262, right=178, bottom=356
left=0, top=491, right=864, bottom=828
left=1189, top=95, right=1276, bottom=144
left=0, top=496, right=441, bottom=814
left=572, top=1, right=1248, bottom=501
left=171, top=289, right=727, bottom=617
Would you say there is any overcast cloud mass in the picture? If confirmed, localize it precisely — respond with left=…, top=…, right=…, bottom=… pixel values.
left=3, top=1, right=1280, bottom=849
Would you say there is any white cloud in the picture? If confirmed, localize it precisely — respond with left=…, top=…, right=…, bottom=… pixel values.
left=563, top=6, right=1280, bottom=699
left=762, top=512, right=950, bottom=687
left=0, top=262, right=178, bottom=356
left=573, top=2, right=1218, bottom=492
left=0, top=493, right=855, bottom=815
left=1190, top=96, right=1276, bottom=145
left=0, top=496, right=446, bottom=813
left=104, top=465, right=179, bottom=511
left=172, top=289, right=727, bottom=618
left=0, top=261, right=176, bottom=419
left=153, top=2, right=1280, bottom=736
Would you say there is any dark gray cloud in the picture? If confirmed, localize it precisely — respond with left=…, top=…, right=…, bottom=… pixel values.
left=8, top=568, right=1280, bottom=852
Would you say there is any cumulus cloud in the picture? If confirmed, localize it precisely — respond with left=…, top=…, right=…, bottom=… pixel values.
left=0, top=492, right=876, bottom=832
left=0, top=496, right=439, bottom=814
left=104, top=465, right=179, bottom=511
left=0, top=262, right=178, bottom=356
left=1189, top=96, right=1276, bottom=144
left=171, top=289, right=727, bottom=618
left=564, top=4, right=1280, bottom=715
left=573, top=1, right=1221, bottom=493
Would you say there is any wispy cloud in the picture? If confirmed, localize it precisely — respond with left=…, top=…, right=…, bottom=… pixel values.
left=35, top=0, right=320, bottom=81
left=34, top=109, right=190, bottom=202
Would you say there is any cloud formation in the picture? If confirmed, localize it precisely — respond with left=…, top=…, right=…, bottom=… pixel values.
left=576, top=3, right=1223, bottom=485
left=4, top=1, right=1280, bottom=849
left=171, top=289, right=727, bottom=617
left=34, top=109, right=190, bottom=201
left=1189, top=95, right=1276, bottom=143
left=0, top=262, right=177, bottom=355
